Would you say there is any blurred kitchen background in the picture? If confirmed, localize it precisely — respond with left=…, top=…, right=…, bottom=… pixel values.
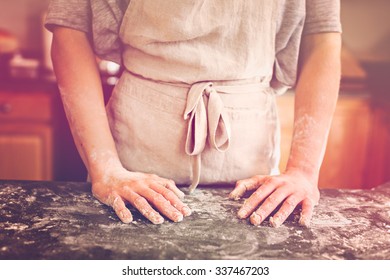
left=0, top=0, right=389, bottom=189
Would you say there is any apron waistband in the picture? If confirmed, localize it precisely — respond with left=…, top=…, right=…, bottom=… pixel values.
left=121, top=71, right=271, bottom=192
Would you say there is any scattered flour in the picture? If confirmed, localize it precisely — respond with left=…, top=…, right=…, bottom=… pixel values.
left=2, top=222, right=29, bottom=231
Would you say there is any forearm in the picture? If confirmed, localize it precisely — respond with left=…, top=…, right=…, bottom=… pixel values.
left=286, top=33, right=341, bottom=182
left=51, top=27, right=122, bottom=182
left=50, top=27, right=190, bottom=223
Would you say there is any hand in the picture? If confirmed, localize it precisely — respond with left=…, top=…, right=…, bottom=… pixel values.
left=229, top=169, right=320, bottom=227
left=91, top=167, right=192, bottom=224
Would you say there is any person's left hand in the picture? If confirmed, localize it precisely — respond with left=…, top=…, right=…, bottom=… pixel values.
left=229, top=169, right=320, bottom=228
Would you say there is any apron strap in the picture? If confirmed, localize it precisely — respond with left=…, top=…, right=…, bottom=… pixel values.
left=183, top=82, right=231, bottom=193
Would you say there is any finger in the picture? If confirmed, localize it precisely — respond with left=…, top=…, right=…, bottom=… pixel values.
left=237, top=179, right=275, bottom=219
left=149, top=183, right=192, bottom=217
left=141, top=187, right=184, bottom=223
left=299, top=199, right=315, bottom=228
left=229, top=176, right=268, bottom=200
left=269, top=195, right=300, bottom=228
left=112, top=196, right=133, bottom=224
left=249, top=187, right=290, bottom=226
left=124, top=189, right=164, bottom=224
left=163, top=179, right=185, bottom=199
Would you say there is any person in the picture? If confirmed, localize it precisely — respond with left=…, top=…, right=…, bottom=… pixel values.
left=45, top=0, right=341, bottom=227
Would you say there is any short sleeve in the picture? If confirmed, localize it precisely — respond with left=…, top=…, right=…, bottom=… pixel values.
left=303, top=0, right=342, bottom=35
left=90, top=0, right=129, bottom=64
left=45, top=0, right=91, bottom=34
left=272, top=1, right=306, bottom=94
left=272, top=0, right=342, bottom=93
left=44, top=0, right=129, bottom=65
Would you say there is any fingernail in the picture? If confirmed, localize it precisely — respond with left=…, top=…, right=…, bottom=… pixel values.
left=172, top=210, right=184, bottom=222
left=154, top=218, right=164, bottom=224
left=151, top=214, right=164, bottom=225
left=270, top=216, right=281, bottom=228
left=299, top=216, right=311, bottom=228
left=182, top=206, right=192, bottom=217
left=120, top=210, right=132, bottom=224
left=237, top=209, right=248, bottom=219
left=122, top=216, right=133, bottom=224
left=250, top=212, right=262, bottom=226
left=229, top=193, right=240, bottom=201
left=175, top=190, right=185, bottom=199
left=174, top=213, right=184, bottom=223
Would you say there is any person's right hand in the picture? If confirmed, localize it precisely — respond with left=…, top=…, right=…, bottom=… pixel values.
left=91, top=167, right=192, bottom=224
left=51, top=28, right=191, bottom=225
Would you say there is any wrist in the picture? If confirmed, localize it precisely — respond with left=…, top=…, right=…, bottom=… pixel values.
left=284, top=165, right=319, bottom=186
left=87, top=150, right=126, bottom=183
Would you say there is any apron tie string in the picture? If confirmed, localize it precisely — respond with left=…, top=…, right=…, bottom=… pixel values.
left=183, top=82, right=231, bottom=193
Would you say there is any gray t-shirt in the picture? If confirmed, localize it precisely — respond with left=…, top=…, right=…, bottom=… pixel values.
left=45, top=0, right=341, bottom=89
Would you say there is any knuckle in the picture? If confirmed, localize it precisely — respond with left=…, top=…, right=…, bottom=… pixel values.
left=122, top=185, right=133, bottom=193
left=263, top=176, right=273, bottom=184
left=165, top=191, right=177, bottom=201
left=269, top=177, right=283, bottom=186
left=162, top=190, right=177, bottom=200
left=262, top=202, right=273, bottom=212
left=134, top=196, right=147, bottom=206
left=278, top=211, right=287, bottom=220
left=267, top=195, right=278, bottom=205
left=253, top=175, right=264, bottom=181
left=251, top=190, right=262, bottom=200
left=132, top=181, right=144, bottom=189
left=285, top=197, right=298, bottom=208
left=154, top=193, right=166, bottom=203
left=160, top=188, right=171, bottom=197
left=255, top=208, right=266, bottom=217
left=277, top=180, right=287, bottom=188
left=112, top=196, right=122, bottom=208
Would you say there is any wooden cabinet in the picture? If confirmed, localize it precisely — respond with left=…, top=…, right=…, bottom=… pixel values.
left=319, top=95, right=372, bottom=188
left=277, top=92, right=390, bottom=189
left=276, top=93, right=294, bottom=175
left=364, top=98, right=390, bottom=187
left=0, top=91, right=53, bottom=180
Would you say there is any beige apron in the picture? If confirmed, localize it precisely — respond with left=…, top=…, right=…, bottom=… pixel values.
left=107, top=1, right=281, bottom=192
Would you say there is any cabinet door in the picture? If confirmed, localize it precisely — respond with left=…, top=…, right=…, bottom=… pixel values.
left=0, top=123, right=53, bottom=180
left=319, top=96, right=371, bottom=188
left=276, top=93, right=294, bottom=173
left=365, top=100, right=390, bottom=187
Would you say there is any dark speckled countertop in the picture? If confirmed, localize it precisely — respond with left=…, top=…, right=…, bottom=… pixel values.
left=0, top=180, right=389, bottom=260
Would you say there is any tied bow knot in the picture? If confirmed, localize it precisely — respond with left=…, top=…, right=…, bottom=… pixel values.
left=183, top=82, right=231, bottom=192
